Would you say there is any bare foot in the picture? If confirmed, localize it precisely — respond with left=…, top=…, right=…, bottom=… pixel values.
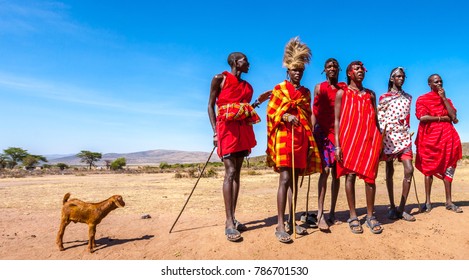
left=318, top=215, right=330, bottom=231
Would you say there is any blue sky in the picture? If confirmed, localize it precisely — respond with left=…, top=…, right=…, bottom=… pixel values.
left=1, top=0, right=468, bottom=157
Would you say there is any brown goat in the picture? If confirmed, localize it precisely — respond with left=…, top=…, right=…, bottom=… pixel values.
left=56, top=193, right=125, bottom=253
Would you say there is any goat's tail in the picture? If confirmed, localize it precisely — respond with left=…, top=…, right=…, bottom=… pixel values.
left=63, top=193, right=71, bottom=204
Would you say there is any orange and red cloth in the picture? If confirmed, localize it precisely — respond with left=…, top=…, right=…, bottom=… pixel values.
left=266, top=80, right=322, bottom=175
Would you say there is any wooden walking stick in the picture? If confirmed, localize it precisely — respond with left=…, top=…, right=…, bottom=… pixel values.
left=300, top=175, right=311, bottom=223
left=169, top=146, right=216, bottom=233
left=412, top=173, right=422, bottom=213
left=291, top=127, right=297, bottom=239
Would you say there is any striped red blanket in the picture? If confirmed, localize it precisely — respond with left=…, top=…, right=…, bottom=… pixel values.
left=336, top=87, right=382, bottom=183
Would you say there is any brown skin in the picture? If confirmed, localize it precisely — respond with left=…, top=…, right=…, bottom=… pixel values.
left=419, top=75, right=457, bottom=123
left=384, top=69, right=414, bottom=219
left=313, top=60, right=342, bottom=230
left=207, top=54, right=271, bottom=241
left=418, top=74, right=459, bottom=211
left=334, top=63, right=382, bottom=233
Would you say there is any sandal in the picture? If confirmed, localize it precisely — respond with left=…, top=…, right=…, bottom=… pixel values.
left=422, top=203, right=432, bottom=213
left=347, top=217, right=363, bottom=234
left=445, top=203, right=463, bottom=213
left=225, top=228, right=242, bottom=242
left=234, top=220, right=248, bottom=231
left=300, top=213, right=318, bottom=228
left=387, top=208, right=399, bottom=220
left=397, top=211, right=416, bottom=222
left=365, top=216, right=383, bottom=234
left=307, top=213, right=318, bottom=227
left=284, top=222, right=308, bottom=235
left=275, top=230, right=292, bottom=243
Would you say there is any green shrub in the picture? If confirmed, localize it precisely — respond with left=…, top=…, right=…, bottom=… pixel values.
left=110, top=157, right=126, bottom=170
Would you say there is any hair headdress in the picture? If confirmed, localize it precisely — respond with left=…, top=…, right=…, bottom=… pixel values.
left=282, top=36, right=311, bottom=70
left=390, top=66, right=405, bottom=78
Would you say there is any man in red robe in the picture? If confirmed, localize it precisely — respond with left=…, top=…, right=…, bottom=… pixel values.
left=415, top=74, right=463, bottom=213
left=312, top=58, right=347, bottom=230
left=208, top=52, right=271, bottom=242
left=334, top=61, right=383, bottom=234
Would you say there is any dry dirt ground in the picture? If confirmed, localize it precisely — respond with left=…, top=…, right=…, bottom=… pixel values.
left=1, top=162, right=468, bottom=263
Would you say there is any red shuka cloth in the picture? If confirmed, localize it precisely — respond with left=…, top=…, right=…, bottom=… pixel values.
left=313, top=81, right=347, bottom=144
left=415, top=91, right=462, bottom=181
left=336, top=87, right=382, bottom=183
left=215, top=71, right=257, bottom=158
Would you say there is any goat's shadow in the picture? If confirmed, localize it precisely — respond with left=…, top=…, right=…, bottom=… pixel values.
left=62, top=234, right=154, bottom=252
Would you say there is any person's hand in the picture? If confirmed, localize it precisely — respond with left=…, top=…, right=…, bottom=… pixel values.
left=335, top=147, right=343, bottom=162
left=258, top=90, right=272, bottom=103
left=213, top=134, right=218, bottom=147
left=437, top=85, right=446, bottom=99
left=283, top=113, right=299, bottom=126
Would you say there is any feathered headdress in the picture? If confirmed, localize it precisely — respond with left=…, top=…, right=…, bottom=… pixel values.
left=282, top=36, right=311, bottom=70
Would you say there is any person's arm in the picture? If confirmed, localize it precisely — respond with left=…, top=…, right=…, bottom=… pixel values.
left=369, top=90, right=380, bottom=130
left=310, top=111, right=317, bottom=128
left=251, top=90, right=272, bottom=108
left=208, top=74, right=224, bottom=146
left=334, top=89, right=344, bottom=162
left=309, top=84, right=321, bottom=127
left=419, top=115, right=452, bottom=123
left=437, top=86, right=458, bottom=122
left=313, top=83, right=320, bottom=98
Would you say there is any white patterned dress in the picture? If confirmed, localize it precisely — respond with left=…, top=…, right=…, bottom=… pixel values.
left=377, top=90, right=412, bottom=158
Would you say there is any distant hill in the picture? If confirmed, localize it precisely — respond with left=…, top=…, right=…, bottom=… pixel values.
left=46, top=143, right=469, bottom=166
left=47, top=149, right=220, bottom=166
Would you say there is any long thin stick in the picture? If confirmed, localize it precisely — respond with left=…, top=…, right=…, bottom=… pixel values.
left=291, top=127, right=296, bottom=239
left=169, top=146, right=216, bottom=233
left=305, top=175, right=311, bottom=215
left=412, top=174, right=422, bottom=213
left=408, top=132, right=422, bottom=213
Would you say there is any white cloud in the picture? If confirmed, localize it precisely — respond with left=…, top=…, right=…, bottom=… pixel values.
left=0, top=72, right=205, bottom=118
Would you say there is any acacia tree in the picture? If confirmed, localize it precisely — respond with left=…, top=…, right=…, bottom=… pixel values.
left=104, top=160, right=112, bottom=170
left=1, top=147, right=46, bottom=169
left=22, top=155, right=48, bottom=170
left=2, top=147, right=29, bottom=168
left=76, top=150, right=102, bottom=169
left=0, top=154, right=8, bottom=169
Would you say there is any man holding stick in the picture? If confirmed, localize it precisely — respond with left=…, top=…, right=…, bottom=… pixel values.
left=266, top=37, right=322, bottom=243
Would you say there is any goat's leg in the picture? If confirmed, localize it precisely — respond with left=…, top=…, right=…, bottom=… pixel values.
left=56, top=219, right=70, bottom=251
left=88, top=224, right=97, bottom=253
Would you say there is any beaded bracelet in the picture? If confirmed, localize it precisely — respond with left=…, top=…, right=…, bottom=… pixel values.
left=251, top=99, right=261, bottom=108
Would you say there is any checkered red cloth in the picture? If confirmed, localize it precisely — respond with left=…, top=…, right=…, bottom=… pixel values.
left=266, top=81, right=322, bottom=175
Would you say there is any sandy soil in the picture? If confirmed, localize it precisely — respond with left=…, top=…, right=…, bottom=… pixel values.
left=0, top=162, right=468, bottom=261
